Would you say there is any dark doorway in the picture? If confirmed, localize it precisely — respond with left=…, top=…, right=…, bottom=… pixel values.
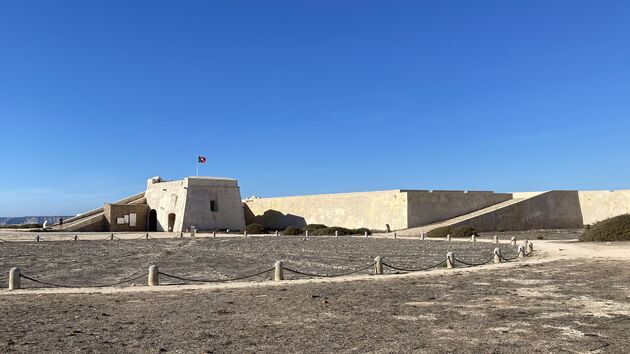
left=148, top=209, right=157, bottom=231
left=168, top=213, right=176, bottom=232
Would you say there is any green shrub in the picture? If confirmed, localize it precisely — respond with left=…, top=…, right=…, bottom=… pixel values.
left=451, top=226, right=477, bottom=238
left=426, top=226, right=451, bottom=238
left=282, top=226, right=303, bottom=235
left=353, top=227, right=372, bottom=235
left=303, top=224, right=328, bottom=232
left=308, top=226, right=372, bottom=236
left=245, top=223, right=266, bottom=234
left=580, top=214, right=630, bottom=242
left=536, top=235, right=544, bottom=240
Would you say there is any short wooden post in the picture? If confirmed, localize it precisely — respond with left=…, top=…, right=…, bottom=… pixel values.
left=275, top=230, right=279, bottom=237
left=145, top=232, right=149, bottom=240
left=446, top=234, right=451, bottom=242
left=8, top=267, right=20, bottom=290
left=518, top=245, right=525, bottom=258
left=244, top=230, right=248, bottom=238
left=180, top=231, right=185, bottom=238
left=394, top=232, right=397, bottom=240
left=305, top=230, right=309, bottom=237
left=213, top=231, right=216, bottom=238
left=374, top=256, right=383, bottom=275
left=471, top=234, right=476, bottom=243
left=493, top=235, right=499, bottom=244
left=191, top=227, right=196, bottom=237
left=110, top=233, right=114, bottom=240
left=527, top=242, right=534, bottom=254
left=74, top=235, right=78, bottom=241
left=274, top=261, right=284, bottom=281
left=35, top=235, right=40, bottom=242
left=148, top=265, right=159, bottom=286
left=364, top=231, right=368, bottom=238
left=493, top=248, right=501, bottom=263
left=510, top=237, right=516, bottom=246
left=420, top=232, right=425, bottom=240
left=446, top=252, right=455, bottom=268
left=335, top=230, right=338, bottom=237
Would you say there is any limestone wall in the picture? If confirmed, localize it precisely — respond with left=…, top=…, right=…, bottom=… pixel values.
left=448, top=191, right=584, bottom=231
left=406, top=190, right=512, bottom=227
left=578, top=190, right=630, bottom=225
left=181, top=177, right=246, bottom=231
left=145, top=179, right=188, bottom=232
left=244, top=190, right=409, bottom=231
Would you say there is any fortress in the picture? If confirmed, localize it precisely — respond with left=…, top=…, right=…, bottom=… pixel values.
left=56, top=176, right=630, bottom=234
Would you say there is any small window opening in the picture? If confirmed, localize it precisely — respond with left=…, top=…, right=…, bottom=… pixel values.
left=210, top=200, right=217, bottom=212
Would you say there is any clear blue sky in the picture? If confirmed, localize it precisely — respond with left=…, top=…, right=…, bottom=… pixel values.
left=1, top=1, right=629, bottom=216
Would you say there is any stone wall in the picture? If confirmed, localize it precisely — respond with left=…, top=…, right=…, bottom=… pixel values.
left=244, top=190, right=409, bottom=231
left=578, top=190, right=630, bottom=225
left=103, top=203, right=149, bottom=232
left=406, top=190, right=512, bottom=227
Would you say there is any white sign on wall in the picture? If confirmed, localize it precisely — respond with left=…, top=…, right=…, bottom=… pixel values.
left=129, top=213, right=137, bottom=227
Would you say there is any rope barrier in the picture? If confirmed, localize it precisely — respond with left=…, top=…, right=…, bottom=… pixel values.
left=19, top=272, right=149, bottom=289
left=283, top=263, right=375, bottom=278
left=500, top=253, right=520, bottom=262
left=453, top=255, right=495, bottom=267
left=158, top=268, right=274, bottom=283
left=381, top=259, right=447, bottom=272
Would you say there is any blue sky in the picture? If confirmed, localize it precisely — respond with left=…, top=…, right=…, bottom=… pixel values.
left=1, top=1, right=629, bottom=216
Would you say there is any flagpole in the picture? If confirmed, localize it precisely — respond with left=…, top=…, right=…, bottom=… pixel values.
left=196, top=158, right=199, bottom=176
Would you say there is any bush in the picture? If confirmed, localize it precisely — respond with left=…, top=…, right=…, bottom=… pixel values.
left=307, top=226, right=373, bottom=236
left=536, top=235, right=544, bottom=240
left=426, top=226, right=451, bottom=238
left=451, top=226, right=477, bottom=238
left=580, top=214, right=630, bottom=242
left=303, top=224, right=328, bottom=232
left=282, top=226, right=302, bottom=235
left=245, top=223, right=266, bottom=234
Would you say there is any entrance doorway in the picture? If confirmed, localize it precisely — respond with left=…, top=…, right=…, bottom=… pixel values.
left=168, top=213, right=176, bottom=232
left=148, top=209, right=157, bottom=231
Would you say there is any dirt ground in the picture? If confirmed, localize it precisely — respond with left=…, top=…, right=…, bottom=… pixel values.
left=1, top=233, right=629, bottom=353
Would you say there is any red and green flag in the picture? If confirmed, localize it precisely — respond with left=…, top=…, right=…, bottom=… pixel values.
left=198, top=155, right=207, bottom=164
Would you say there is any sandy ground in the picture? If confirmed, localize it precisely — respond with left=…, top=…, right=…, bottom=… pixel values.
left=0, top=231, right=629, bottom=353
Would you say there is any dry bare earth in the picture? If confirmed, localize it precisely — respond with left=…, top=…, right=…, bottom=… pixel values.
left=0, top=236, right=629, bottom=353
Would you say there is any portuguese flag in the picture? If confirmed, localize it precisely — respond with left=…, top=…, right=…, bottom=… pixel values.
left=198, top=155, right=207, bottom=163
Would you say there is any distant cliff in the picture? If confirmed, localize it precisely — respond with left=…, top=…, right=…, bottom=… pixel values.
left=0, top=216, right=73, bottom=226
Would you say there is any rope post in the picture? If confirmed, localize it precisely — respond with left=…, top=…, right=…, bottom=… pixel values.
left=493, top=248, right=502, bottom=263
left=517, top=245, right=525, bottom=258
left=110, top=233, right=114, bottom=240
left=244, top=230, right=248, bottom=238
left=74, top=235, right=78, bottom=241
left=181, top=231, right=185, bottom=238
left=446, top=234, right=451, bottom=242
left=510, top=237, right=516, bottom=246
left=8, top=267, right=20, bottom=290
left=471, top=234, right=476, bottom=243
left=35, top=235, right=40, bottom=242
left=191, top=227, right=196, bottom=237
left=213, top=231, right=216, bottom=238
left=274, top=261, right=284, bottom=281
left=527, top=242, right=534, bottom=255
left=394, top=232, right=397, bottom=240
left=364, top=231, right=368, bottom=238
left=145, top=232, right=149, bottom=240
left=493, top=235, right=499, bottom=244
left=148, top=265, right=159, bottom=286
left=374, top=256, right=383, bottom=275
left=275, top=230, right=279, bottom=237
left=305, top=230, right=309, bottom=237
left=335, top=230, right=338, bottom=237
left=446, top=252, right=455, bottom=268
left=420, top=232, right=425, bottom=240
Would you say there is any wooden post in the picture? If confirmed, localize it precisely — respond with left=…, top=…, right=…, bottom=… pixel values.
left=394, top=232, right=397, bottom=240
left=145, top=232, right=149, bottom=240
left=374, top=256, right=383, bottom=275
left=446, top=234, right=451, bottom=242
left=420, top=232, right=425, bottom=240
left=74, top=235, right=78, bottom=241
left=471, top=234, right=476, bottom=243
left=213, top=231, right=216, bottom=238
left=493, top=248, right=501, bottom=263
left=365, top=231, right=368, bottom=238
left=446, top=252, right=455, bottom=268
left=110, top=233, right=114, bottom=240
left=191, top=227, right=196, bottom=237
left=181, top=231, right=185, bottom=238
left=244, top=230, right=248, bottom=238
left=8, top=267, right=20, bottom=290
left=518, top=245, right=525, bottom=258
left=510, top=236, right=516, bottom=246
left=305, top=230, right=309, bottom=237
left=275, top=230, right=279, bottom=237
left=493, top=235, right=499, bottom=244
left=335, top=230, right=338, bottom=237
left=148, top=265, right=159, bottom=286
left=274, top=261, right=284, bottom=281
left=35, top=235, right=40, bottom=242
left=527, top=242, right=534, bottom=255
